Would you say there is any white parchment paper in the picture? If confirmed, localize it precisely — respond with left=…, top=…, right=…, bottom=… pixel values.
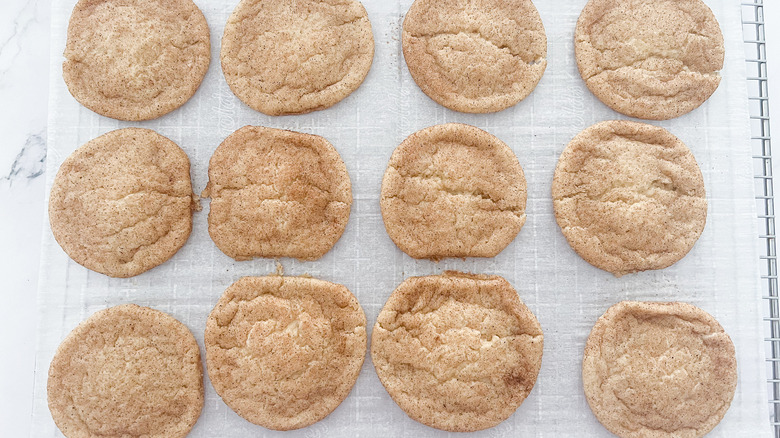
left=32, top=0, right=772, bottom=436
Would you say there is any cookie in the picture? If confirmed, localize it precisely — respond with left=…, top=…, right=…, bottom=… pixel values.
left=371, top=271, right=543, bottom=432
left=203, top=126, right=352, bottom=261
left=402, top=0, right=547, bottom=113
left=575, top=0, right=724, bottom=120
left=48, top=304, right=204, bottom=438
left=205, top=276, right=367, bottom=430
left=583, top=301, right=737, bottom=438
left=63, top=0, right=210, bottom=121
left=221, top=0, right=374, bottom=116
left=552, top=120, right=707, bottom=276
left=380, top=123, right=526, bottom=259
left=49, top=128, right=197, bottom=278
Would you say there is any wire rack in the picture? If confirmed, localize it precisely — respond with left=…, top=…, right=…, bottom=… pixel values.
left=742, top=1, right=778, bottom=435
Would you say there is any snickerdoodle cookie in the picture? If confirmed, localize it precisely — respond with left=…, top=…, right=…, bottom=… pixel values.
left=48, top=304, right=204, bottom=438
left=575, top=0, right=724, bottom=120
left=49, top=128, right=197, bottom=278
left=203, top=126, right=352, bottom=261
left=402, top=0, right=547, bottom=113
left=552, top=120, right=707, bottom=276
left=371, top=272, right=543, bottom=432
left=380, top=123, right=526, bottom=259
left=205, top=276, right=366, bottom=430
left=221, top=0, right=374, bottom=115
left=583, top=301, right=737, bottom=438
left=63, top=0, right=210, bottom=121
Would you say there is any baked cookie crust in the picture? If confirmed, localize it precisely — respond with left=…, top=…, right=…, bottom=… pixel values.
left=552, top=120, right=707, bottom=276
left=380, top=123, right=526, bottom=259
left=402, top=0, right=547, bottom=113
left=221, top=0, right=374, bottom=115
left=63, top=0, right=210, bottom=121
left=49, top=128, right=197, bottom=278
left=205, top=276, right=366, bottom=430
left=575, top=0, right=724, bottom=120
left=47, top=304, right=204, bottom=438
left=371, top=271, right=543, bottom=432
left=203, top=126, right=352, bottom=261
left=583, top=301, right=737, bottom=438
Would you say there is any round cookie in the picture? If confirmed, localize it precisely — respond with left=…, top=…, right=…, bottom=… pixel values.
left=203, top=126, right=352, bottom=261
left=48, top=304, right=204, bottom=438
left=575, top=0, right=724, bottom=120
left=49, top=128, right=197, bottom=278
left=380, top=123, right=526, bottom=259
left=63, top=0, right=210, bottom=121
left=221, top=0, right=374, bottom=116
left=205, top=276, right=367, bottom=430
left=402, top=0, right=547, bottom=113
left=583, top=301, right=737, bottom=438
left=371, top=271, right=543, bottom=432
left=552, top=120, right=707, bottom=276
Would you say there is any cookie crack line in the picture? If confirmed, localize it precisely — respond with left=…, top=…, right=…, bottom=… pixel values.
left=556, top=133, right=683, bottom=152
left=230, top=9, right=365, bottom=30
left=581, top=30, right=721, bottom=73
left=50, top=189, right=191, bottom=211
left=210, top=197, right=348, bottom=211
left=207, top=173, right=339, bottom=198
left=259, top=51, right=363, bottom=97
left=119, top=224, right=178, bottom=265
left=209, top=186, right=336, bottom=200
left=88, top=187, right=190, bottom=203
left=577, top=32, right=723, bottom=81
left=410, top=30, right=542, bottom=63
left=375, top=295, right=541, bottom=337
left=98, top=196, right=183, bottom=239
left=75, top=36, right=208, bottom=79
left=384, top=193, right=523, bottom=216
left=376, top=359, right=515, bottom=390
left=386, top=385, right=479, bottom=418
left=586, top=64, right=721, bottom=93
left=376, top=323, right=541, bottom=345
left=59, top=391, right=92, bottom=434
left=553, top=184, right=698, bottom=204
left=223, top=16, right=369, bottom=95
left=387, top=169, right=523, bottom=212
left=558, top=225, right=691, bottom=262
left=419, top=44, right=542, bottom=101
left=213, top=288, right=355, bottom=329
left=608, top=384, right=728, bottom=435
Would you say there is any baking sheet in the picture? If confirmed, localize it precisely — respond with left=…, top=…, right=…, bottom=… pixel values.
left=31, top=0, right=772, bottom=436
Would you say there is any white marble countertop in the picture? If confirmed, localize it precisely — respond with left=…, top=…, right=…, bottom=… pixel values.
left=1, top=0, right=50, bottom=436
left=1, top=0, right=778, bottom=436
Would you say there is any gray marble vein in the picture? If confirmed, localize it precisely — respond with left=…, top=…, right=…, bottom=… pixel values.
left=1, top=131, right=46, bottom=186
left=0, top=0, right=43, bottom=82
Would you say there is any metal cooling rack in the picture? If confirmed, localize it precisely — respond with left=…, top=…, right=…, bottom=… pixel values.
left=742, top=1, right=778, bottom=435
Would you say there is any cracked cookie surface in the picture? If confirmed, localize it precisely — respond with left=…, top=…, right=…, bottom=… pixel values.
left=402, top=0, right=546, bottom=113
left=583, top=301, right=737, bottom=438
left=63, top=0, right=210, bottom=121
left=203, top=126, right=352, bottom=261
left=575, top=0, right=724, bottom=120
left=221, top=0, right=374, bottom=116
left=552, top=121, right=706, bottom=276
left=371, top=272, right=543, bottom=432
left=47, top=304, right=204, bottom=438
left=49, top=128, right=197, bottom=278
left=380, top=123, right=526, bottom=259
left=205, top=276, right=366, bottom=430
